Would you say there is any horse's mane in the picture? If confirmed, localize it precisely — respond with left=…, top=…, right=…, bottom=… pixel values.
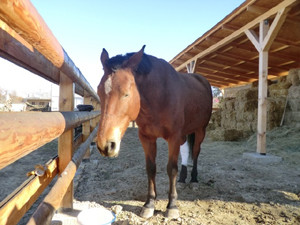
left=105, top=53, right=152, bottom=75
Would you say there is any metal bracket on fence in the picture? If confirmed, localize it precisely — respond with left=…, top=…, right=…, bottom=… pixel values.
left=27, top=164, right=50, bottom=177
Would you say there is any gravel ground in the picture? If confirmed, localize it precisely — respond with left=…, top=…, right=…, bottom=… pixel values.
left=1, top=126, right=299, bottom=224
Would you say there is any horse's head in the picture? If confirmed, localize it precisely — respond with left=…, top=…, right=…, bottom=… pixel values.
left=96, top=46, right=145, bottom=157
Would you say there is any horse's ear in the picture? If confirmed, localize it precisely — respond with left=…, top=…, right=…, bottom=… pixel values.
left=125, top=45, right=146, bottom=70
left=100, top=48, right=109, bottom=69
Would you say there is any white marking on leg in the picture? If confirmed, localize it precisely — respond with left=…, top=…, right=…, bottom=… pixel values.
left=180, top=141, right=189, bottom=166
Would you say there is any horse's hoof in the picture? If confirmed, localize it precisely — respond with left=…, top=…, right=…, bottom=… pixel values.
left=178, top=178, right=186, bottom=183
left=190, top=177, right=198, bottom=183
left=165, top=208, right=180, bottom=219
left=140, top=207, right=154, bottom=218
left=178, top=165, right=187, bottom=183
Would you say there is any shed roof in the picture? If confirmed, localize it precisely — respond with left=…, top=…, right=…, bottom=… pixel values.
left=169, top=0, right=300, bottom=89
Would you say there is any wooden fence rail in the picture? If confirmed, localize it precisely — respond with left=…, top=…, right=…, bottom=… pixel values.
left=0, top=0, right=101, bottom=224
left=0, top=111, right=100, bottom=170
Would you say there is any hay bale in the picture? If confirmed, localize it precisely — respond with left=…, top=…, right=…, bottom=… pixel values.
left=236, top=87, right=258, bottom=101
left=288, top=85, right=300, bottom=99
left=207, top=110, right=222, bottom=130
left=211, top=110, right=221, bottom=126
left=225, top=99, right=235, bottom=110
left=269, top=82, right=291, bottom=98
left=208, top=128, right=243, bottom=141
left=287, top=99, right=300, bottom=112
left=243, top=99, right=257, bottom=112
left=286, top=86, right=300, bottom=112
left=287, top=69, right=300, bottom=86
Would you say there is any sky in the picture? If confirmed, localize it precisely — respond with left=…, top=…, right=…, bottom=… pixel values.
left=0, top=0, right=245, bottom=97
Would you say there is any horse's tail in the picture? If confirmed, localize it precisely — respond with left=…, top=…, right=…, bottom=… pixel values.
left=187, top=133, right=195, bottom=159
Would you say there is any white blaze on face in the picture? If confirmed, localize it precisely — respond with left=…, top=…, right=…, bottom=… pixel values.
left=104, top=76, right=112, bottom=95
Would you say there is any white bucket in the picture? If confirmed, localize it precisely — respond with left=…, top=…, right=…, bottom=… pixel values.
left=77, top=207, right=116, bottom=225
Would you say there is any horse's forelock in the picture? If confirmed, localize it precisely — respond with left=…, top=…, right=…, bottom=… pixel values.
left=106, top=53, right=152, bottom=75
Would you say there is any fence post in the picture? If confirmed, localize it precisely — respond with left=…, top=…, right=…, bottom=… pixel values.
left=82, top=92, right=92, bottom=159
left=58, top=72, right=74, bottom=209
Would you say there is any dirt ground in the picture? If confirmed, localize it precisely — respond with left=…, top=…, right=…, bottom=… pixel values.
left=1, top=126, right=300, bottom=224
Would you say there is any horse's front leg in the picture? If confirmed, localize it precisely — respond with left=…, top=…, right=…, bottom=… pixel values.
left=139, top=132, right=157, bottom=219
left=166, top=136, right=181, bottom=218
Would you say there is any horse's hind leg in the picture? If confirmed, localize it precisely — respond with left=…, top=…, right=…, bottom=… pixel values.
left=191, top=129, right=206, bottom=182
left=139, top=132, right=157, bottom=219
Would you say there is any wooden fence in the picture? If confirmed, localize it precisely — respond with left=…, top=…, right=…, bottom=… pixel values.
left=0, top=1, right=100, bottom=224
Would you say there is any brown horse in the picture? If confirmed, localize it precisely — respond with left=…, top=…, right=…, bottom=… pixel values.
left=97, top=46, right=212, bottom=219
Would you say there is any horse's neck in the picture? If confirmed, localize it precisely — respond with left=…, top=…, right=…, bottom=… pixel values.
left=135, top=63, right=179, bottom=116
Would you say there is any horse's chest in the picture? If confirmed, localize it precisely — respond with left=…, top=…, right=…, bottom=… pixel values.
left=136, top=117, right=171, bottom=139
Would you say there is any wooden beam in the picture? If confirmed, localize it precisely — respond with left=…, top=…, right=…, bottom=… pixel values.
left=186, top=60, right=196, bottom=73
left=58, top=72, right=74, bottom=209
left=0, top=20, right=60, bottom=84
left=0, top=20, right=97, bottom=99
left=0, top=113, right=65, bottom=170
left=245, top=29, right=260, bottom=52
left=262, top=7, right=291, bottom=51
left=169, top=0, right=257, bottom=65
left=0, top=111, right=100, bottom=170
left=0, top=0, right=64, bottom=67
left=61, top=50, right=100, bottom=102
left=0, top=157, right=58, bottom=225
left=247, top=5, right=268, bottom=15
left=174, top=0, right=298, bottom=71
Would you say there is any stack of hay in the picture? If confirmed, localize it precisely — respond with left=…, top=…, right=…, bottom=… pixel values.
left=207, top=69, right=300, bottom=141
left=284, top=69, right=300, bottom=126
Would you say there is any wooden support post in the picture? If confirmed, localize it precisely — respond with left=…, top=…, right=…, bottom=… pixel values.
left=58, top=71, right=74, bottom=209
left=257, top=49, right=268, bottom=155
left=83, top=92, right=92, bottom=159
left=186, top=60, right=196, bottom=73
left=245, top=6, right=290, bottom=155
left=256, top=20, right=269, bottom=155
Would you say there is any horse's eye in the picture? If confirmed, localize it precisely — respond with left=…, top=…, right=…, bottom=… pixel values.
left=124, top=93, right=129, bottom=98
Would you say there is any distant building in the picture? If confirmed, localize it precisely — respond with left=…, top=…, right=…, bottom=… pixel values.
left=25, top=98, right=51, bottom=111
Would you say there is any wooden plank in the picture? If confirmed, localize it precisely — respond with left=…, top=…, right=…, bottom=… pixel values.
left=174, top=0, right=298, bottom=71
left=0, top=0, right=64, bottom=67
left=58, top=72, right=74, bottom=209
left=0, top=112, right=65, bottom=170
left=0, top=20, right=60, bottom=84
left=0, top=157, right=58, bottom=225
left=27, top=127, right=98, bottom=225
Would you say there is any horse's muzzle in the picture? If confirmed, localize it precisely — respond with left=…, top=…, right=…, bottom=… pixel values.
left=97, top=140, right=119, bottom=158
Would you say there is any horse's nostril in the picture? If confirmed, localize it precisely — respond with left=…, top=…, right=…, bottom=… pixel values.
left=110, top=141, right=116, bottom=151
left=104, top=141, right=116, bottom=153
